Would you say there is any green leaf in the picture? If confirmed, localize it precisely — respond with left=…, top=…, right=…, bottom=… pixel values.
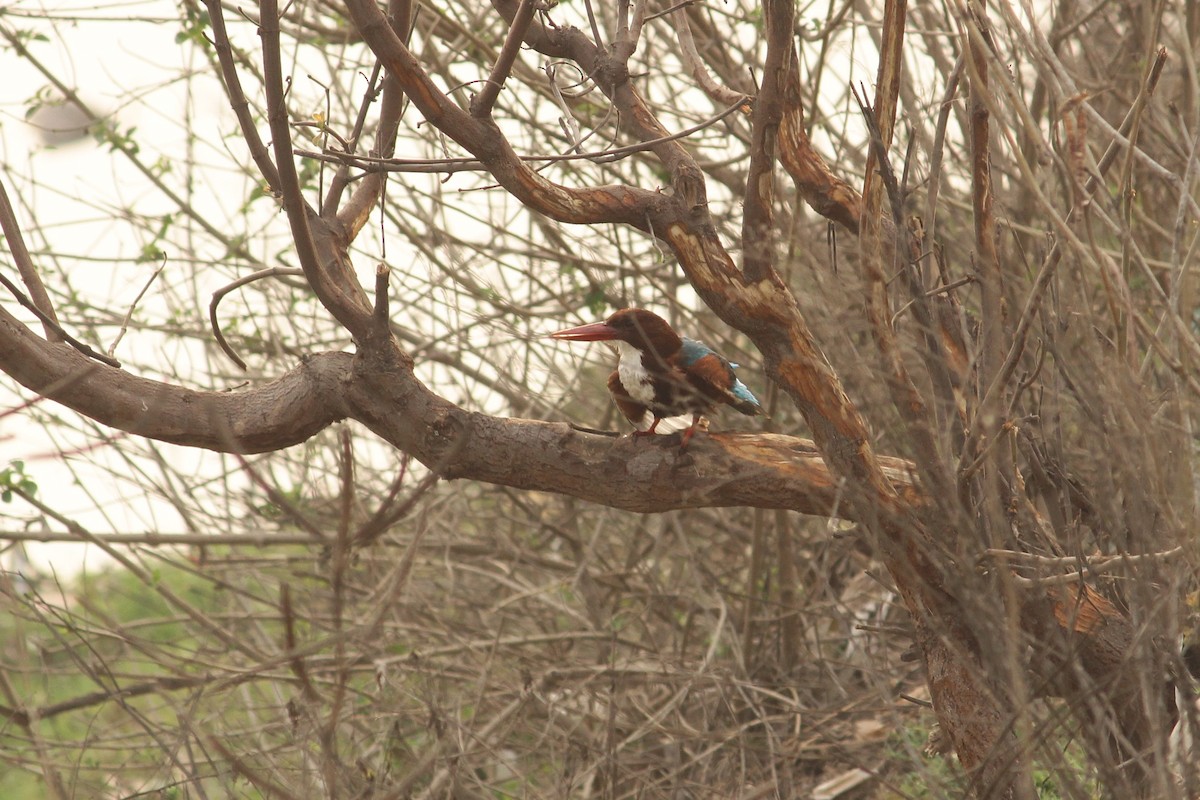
left=584, top=286, right=607, bottom=316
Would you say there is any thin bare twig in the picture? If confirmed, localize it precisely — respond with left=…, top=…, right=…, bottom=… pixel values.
left=985, top=545, right=1184, bottom=570
left=986, top=546, right=1186, bottom=588
left=209, top=266, right=305, bottom=370
left=0, top=268, right=120, bottom=368
left=294, top=98, right=749, bottom=175
left=108, top=253, right=166, bottom=358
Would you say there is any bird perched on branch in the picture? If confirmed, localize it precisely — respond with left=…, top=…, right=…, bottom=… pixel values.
left=550, top=308, right=764, bottom=448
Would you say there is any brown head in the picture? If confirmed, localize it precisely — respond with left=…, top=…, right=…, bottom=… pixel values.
left=549, top=308, right=682, bottom=359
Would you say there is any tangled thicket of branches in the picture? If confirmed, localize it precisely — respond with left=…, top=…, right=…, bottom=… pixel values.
left=0, top=0, right=1198, bottom=798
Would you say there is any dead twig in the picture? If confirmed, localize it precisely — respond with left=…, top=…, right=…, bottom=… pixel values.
left=0, top=268, right=120, bottom=368
left=108, top=253, right=166, bottom=358
left=209, top=266, right=306, bottom=371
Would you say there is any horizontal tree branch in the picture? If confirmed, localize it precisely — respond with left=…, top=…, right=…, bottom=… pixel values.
left=0, top=300, right=349, bottom=453
left=0, top=295, right=921, bottom=517
left=346, top=338, right=927, bottom=514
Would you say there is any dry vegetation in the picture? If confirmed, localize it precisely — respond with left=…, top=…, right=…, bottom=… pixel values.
left=0, top=0, right=1198, bottom=798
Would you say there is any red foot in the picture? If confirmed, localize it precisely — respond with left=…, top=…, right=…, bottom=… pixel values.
left=632, top=418, right=663, bottom=438
left=679, top=414, right=703, bottom=450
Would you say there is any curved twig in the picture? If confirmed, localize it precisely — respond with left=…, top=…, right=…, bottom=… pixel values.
left=209, top=266, right=305, bottom=371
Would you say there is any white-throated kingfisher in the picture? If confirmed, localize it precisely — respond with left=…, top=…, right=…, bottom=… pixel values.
left=550, top=308, right=764, bottom=448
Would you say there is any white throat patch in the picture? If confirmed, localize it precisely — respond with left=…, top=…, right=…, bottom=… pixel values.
left=614, top=340, right=656, bottom=405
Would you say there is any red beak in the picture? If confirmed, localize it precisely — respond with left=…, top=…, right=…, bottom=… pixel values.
left=548, top=321, right=618, bottom=342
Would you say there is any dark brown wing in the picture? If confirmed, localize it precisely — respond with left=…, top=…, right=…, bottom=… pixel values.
left=642, top=364, right=707, bottom=417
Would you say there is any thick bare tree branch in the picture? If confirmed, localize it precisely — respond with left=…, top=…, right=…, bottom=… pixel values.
left=739, top=0, right=793, bottom=284
left=0, top=286, right=923, bottom=515
left=0, top=298, right=347, bottom=453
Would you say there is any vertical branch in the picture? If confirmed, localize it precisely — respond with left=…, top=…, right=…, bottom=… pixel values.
left=331, top=0, right=412, bottom=234
left=319, top=427, right=355, bottom=795
left=954, top=3, right=1040, bottom=796
left=778, top=57, right=862, bottom=234
left=854, top=1, right=957, bottom=502
left=775, top=509, right=799, bottom=672
left=257, top=0, right=322, bottom=273
left=854, top=89, right=953, bottom=503
left=961, top=0, right=1012, bottom=524
left=259, top=0, right=372, bottom=336
left=953, top=56, right=1043, bottom=800
left=740, top=508, right=768, bottom=675
left=861, top=0, right=906, bottom=204
left=203, top=0, right=283, bottom=193
left=857, top=5, right=1028, bottom=794
left=740, top=0, right=794, bottom=283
